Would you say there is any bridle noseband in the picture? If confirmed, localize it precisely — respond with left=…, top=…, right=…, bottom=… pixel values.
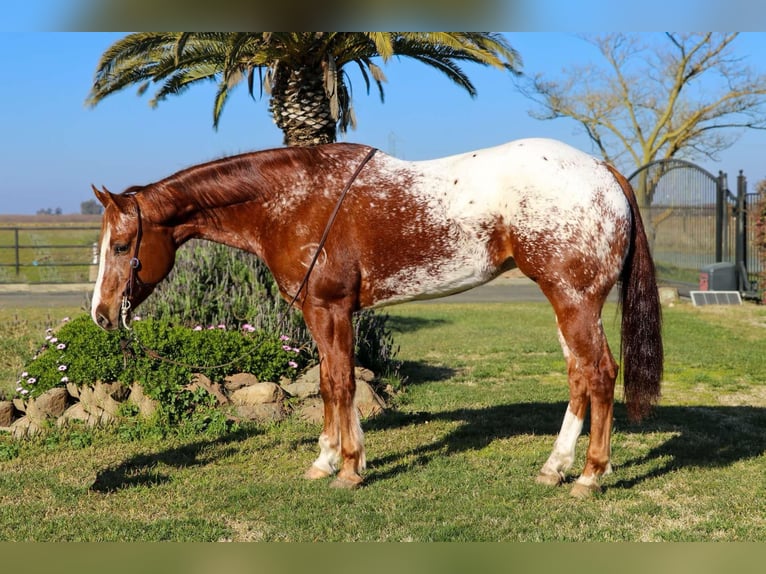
left=120, top=193, right=145, bottom=330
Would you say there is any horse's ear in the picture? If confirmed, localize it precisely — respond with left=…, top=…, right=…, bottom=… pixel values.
left=92, top=185, right=117, bottom=209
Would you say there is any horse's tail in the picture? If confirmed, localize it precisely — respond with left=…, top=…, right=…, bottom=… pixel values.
left=606, top=165, right=664, bottom=422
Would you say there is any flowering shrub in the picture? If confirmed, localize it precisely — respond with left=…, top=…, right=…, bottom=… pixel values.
left=16, top=314, right=310, bottom=401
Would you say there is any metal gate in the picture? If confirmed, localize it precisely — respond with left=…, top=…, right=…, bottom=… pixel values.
left=627, top=159, right=762, bottom=299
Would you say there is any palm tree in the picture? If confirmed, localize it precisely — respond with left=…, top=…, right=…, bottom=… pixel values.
left=87, top=32, right=520, bottom=146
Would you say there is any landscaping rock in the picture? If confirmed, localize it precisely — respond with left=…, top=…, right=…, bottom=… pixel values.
left=33, top=387, right=70, bottom=418
left=57, top=403, right=93, bottom=427
left=295, top=365, right=321, bottom=387
left=295, top=397, right=324, bottom=425
left=355, top=366, right=376, bottom=383
left=282, top=381, right=320, bottom=399
left=128, top=382, right=159, bottom=419
left=231, top=382, right=284, bottom=406
left=224, top=373, right=260, bottom=392
left=354, top=380, right=386, bottom=419
left=10, top=416, right=40, bottom=439
left=188, top=373, right=230, bottom=406
left=0, top=401, right=14, bottom=427
left=234, top=403, right=288, bottom=423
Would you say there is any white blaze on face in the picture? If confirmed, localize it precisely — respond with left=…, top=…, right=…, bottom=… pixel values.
left=90, top=225, right=111, bottom=324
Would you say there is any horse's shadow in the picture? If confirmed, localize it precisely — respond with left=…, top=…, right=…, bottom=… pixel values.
left=89, top=356, right=766, bottom=493
left=365, top=392, right=766, bottom=490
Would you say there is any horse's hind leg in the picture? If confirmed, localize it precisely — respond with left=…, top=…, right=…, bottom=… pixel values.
left=536, top=290, right=617, bottom=498
left=302, top=301, right=366, bottom=488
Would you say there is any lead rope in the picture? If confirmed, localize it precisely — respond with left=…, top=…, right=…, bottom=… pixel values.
left=121, top=147, right=377, bottom=372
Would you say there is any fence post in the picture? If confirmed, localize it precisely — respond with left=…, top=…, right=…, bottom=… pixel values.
left=716, top=171, right=727, bottom=262
left=14, top=228, right=20, bottom=276
left=736, top=171, right=748, bottom=292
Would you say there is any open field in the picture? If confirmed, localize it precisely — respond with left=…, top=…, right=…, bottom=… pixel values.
left=1, top=299, right=765, bottom=541
left=0, top=216, right=100, bottom=283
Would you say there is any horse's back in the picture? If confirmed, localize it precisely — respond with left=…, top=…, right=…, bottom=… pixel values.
left=411, top=138, right=632, bottom=292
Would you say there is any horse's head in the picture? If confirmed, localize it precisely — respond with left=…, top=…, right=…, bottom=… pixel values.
left=90, top=186, right=176, bottom=330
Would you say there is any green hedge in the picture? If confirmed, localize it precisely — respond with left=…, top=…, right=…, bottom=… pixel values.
left=16, top=315, right=308, bottom=401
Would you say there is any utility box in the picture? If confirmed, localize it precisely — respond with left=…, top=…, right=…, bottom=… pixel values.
left=699, top=262, right=737, bottom=291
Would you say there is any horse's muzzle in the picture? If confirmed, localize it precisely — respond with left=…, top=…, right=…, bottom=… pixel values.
left=94, top=310, right=119, bottom=331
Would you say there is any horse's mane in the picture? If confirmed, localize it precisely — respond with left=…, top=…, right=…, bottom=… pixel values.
left=125, top=143, right=373, bottom=223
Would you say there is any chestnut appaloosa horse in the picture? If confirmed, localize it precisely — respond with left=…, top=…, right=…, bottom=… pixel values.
left=91, top=138, right=662, bottom=497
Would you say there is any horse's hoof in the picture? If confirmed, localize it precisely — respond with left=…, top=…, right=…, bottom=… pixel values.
left=304, top=465, right=331, bottom=480
left=330, top=474, right=363, bottom=489
left=536, top=472, right=563, bottom=487
left=570, top=482, right=601, bottom=499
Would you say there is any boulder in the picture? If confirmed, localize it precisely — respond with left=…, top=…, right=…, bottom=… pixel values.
left=0, top=401, right=15, bottom=427
left=57, top=403, right=94, bottom=427
left=282, top=381, right=320, bottom=399
left=233, top=403, right=289, bottom=424
left=231, top=382, right=284, bottom=406
left=188, top=373, right=230, bottom=406
left=354, top=380, right=386, bottom=419
left=295, top=365, right=321, bottom=387
left=127, top=382, right=159, bottom=419
left=224, top=373, right=260, bottom=392
left=33, top=387, right=70, bottom=418
left=295, top=397, right=324, bottom=425
left=10, top=416, right=41, bottom=439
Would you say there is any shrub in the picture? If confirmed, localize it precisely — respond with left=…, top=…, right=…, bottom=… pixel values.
left=16, top=315, right=309, bottom=401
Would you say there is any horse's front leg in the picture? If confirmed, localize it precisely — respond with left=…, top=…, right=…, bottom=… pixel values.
left=302, top=301, right=365, bottom=488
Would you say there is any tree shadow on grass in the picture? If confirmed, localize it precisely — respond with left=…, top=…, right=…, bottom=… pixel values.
left=365, top=401, right=766, bottom=491
left=90, top=427, right=263, bottom=493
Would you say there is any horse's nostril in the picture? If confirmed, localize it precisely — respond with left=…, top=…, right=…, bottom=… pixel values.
left=96, top=313, right=112, bottom=330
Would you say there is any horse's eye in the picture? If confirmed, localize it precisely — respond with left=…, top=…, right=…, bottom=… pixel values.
left=113, top=243, right=130, bottom=255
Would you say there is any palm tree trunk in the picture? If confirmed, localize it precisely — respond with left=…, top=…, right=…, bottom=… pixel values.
left=270, top=64, right=336, bottom=146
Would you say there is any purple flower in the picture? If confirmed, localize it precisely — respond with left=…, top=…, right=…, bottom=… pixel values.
left=20, top=389, right=29, bottom=396
left=280, top=335, right=290, bottom=341
left=27, top=377, right=37, bottom=384
left=21, top=371, right=28, bottom=378
left=193, top=325, right=203, bottom=331
left=61, top=376, right=69, bottom=383
left=282, top=345, right=292, bottom=351
left=50, top=337, right=58, bottom=344
left=242, top=324, right=256, bottom=333
left=217, top=324, right=226, bottom=330
left=57, top=343, right=66, bottom=350
left=288, top=361, right=299, bottom=369
left=58, top=365, right=67, bottom=372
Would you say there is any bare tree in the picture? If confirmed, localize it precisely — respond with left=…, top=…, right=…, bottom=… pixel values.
left=519, top=33, right=766, bottom=208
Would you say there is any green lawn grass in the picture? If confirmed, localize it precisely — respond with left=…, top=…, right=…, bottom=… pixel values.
left=0, top=300, right=765, bottom=541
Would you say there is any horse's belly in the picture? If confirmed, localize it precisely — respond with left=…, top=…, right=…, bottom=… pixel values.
left=362, top=248, right=501, bottom=309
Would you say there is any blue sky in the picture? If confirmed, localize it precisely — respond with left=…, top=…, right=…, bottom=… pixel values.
left=1, top=31, right=766, bottom=214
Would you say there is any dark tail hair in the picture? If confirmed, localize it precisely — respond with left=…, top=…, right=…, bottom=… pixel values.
left=606, top=165, right=664, bottom=422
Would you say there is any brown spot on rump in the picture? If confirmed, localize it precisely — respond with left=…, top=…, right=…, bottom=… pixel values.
left=482, top=217, right=516, bottom=272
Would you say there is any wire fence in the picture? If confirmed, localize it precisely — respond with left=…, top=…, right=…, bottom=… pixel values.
left=0, top=225, right=100, bottom=283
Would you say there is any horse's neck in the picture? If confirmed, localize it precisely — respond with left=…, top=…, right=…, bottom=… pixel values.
left=149, top=184, right=271, bottom=255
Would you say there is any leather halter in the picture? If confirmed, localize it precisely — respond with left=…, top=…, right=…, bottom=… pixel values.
left=120, top=193, right=145, bottom=329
